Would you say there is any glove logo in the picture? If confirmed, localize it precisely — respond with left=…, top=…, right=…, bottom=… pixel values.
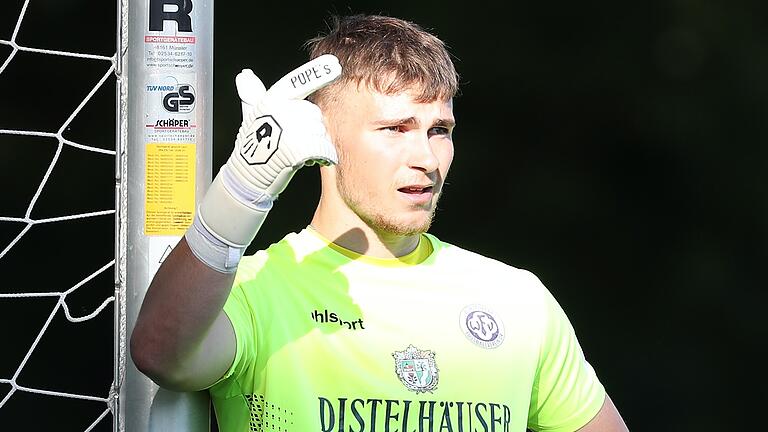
left=239, top=115, right=282, bottom=165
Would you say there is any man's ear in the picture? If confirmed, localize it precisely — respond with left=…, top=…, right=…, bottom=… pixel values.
left=317, top=103, right=340, bottom=144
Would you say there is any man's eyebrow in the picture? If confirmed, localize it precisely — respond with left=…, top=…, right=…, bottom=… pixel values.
left=372, top=117, right=419, bottom=126
left=434, top=118, right=456, bottom=128
left=371, top=117, right=456, bottom=128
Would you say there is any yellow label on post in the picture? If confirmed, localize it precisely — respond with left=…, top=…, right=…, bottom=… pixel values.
left=145, top=143, right=196, bottom=236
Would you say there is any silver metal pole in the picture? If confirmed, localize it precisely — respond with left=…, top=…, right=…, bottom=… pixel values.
left=118, top=0, right=213, bottom=430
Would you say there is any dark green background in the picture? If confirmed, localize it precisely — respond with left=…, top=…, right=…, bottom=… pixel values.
left=1, top=0, right=765, bottom=430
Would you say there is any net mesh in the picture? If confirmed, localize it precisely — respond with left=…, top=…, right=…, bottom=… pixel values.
left=0, top=0, right=118, bottom=430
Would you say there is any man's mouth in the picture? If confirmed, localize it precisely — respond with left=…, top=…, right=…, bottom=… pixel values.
left=397, top=184, right=437, bottom=205
left=398, top=185, right=434, bottom=194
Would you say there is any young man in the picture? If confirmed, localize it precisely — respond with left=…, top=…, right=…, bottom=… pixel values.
left=131, top=15, right=628, bottom=432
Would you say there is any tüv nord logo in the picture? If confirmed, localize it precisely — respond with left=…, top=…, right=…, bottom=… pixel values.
left=146, top=78, right=196, bottom=114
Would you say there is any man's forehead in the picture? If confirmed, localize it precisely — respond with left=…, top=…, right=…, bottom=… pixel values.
left=355, top=85, right=452, bottom=110
left=322, top=81, right=454, bottom=126
left=338, top=79, right=449, bottom=103
left=367, top=94, right=454, bottom=126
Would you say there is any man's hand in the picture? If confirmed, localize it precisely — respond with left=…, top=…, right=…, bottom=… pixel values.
left=229, top=54, right=341, bottom=197
left=187, top=55, right=342, bottom=272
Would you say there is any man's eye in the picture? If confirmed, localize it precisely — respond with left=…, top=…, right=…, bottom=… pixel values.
left=429, top=127, right=450, bottom=136
left=382, top=125, right=403, bottom=133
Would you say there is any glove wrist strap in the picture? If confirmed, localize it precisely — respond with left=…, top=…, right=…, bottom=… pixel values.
left=220, top=162, right=275, bottom=209
left=185, top=168, right=273, bottom=272
left=185, top=213, right=246, bottom=274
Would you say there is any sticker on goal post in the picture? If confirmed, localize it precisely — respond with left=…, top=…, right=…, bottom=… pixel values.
left=144, top=142, right=196, bottom=236
left=148, top=236, right=183, bottom=276
left=144, top=0, right=197, bottom=70
left=144, top=35, right=196, bottom=70
left=143, top=72, right=198, bottom=237
left=145, top=73, right=197, bottom=144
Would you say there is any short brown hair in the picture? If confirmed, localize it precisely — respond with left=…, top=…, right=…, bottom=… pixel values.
left=305, top=14, right=459, bottom=106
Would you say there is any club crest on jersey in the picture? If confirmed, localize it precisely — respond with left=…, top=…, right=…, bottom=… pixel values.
left=460, top=304, right=505, bottom=349
left=392, top=345, right=439, bottom=393
left=239, top=115, right=282, bottom=165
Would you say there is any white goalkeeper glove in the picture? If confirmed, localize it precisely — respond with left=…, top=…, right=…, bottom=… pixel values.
left=185, top=54, right=341, bottom=272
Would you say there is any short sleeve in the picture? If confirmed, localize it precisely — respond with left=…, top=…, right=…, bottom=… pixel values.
left=220, top=282, right=257, bottom=382
left=208, top=255, right=265, bottom=390
left=527, top=287, right=606, bottom=431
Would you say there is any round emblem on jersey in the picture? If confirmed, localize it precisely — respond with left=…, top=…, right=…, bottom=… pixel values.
left=460, top=304, right=505, bottom=349
left=239, top=114, right=282, bottom=165
left=392, top=345, right=439, bottom=393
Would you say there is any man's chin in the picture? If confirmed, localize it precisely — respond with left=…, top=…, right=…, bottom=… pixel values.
left=367, top=212, right=434, bottom=237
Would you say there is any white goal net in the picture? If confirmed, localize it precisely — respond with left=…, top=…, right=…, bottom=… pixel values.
left=2, top=0, right=213, bottom=430
left=0, top=0, right=118, bottom=430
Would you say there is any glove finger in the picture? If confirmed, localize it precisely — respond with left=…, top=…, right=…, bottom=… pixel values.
left=236, top=69, right=267, bottom=118
left=266, top=54, right=342, bottom=101
left=265, top=99, right=325, bottom=130
left=305, top=132, right=338, bottom=166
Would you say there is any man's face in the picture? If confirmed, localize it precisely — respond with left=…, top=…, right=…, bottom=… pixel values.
left=325, top=84, right=455, bottom=236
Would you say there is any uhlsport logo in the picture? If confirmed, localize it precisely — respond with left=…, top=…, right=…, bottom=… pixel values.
left=311, top=309, right=365, bottom=330
left=392, top=345, right=438, bottom=393
left=460, top=304, right=505, bottom=349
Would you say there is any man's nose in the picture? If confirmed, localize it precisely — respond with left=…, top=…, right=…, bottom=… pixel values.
left=407, top=132, right=439, bottom=173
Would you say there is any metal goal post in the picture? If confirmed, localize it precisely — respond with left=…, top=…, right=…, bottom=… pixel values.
left=117, top=0, right=213, bottom=430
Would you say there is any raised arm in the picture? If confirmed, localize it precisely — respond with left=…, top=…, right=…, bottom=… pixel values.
left=130, top=56, right=342, bottom=391
left=130, top=238, right=237, bottom=391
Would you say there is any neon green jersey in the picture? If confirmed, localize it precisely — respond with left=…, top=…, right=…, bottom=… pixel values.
left=209, top=228, right=605, bottom=432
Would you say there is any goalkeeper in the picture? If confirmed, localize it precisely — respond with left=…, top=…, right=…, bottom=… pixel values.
left=131, top=14, right=629, bottom=432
